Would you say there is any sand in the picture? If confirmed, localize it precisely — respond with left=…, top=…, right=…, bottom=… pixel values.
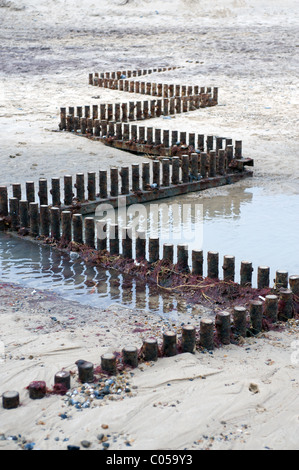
left=0, top=0, right=299, bottom=451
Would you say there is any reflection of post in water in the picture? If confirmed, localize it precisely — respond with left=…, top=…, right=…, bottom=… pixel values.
left=70, top=259, right=87, bottom=288
left=121, top=275, right=134, bottom=305
left=135, top=281, right=147, bottom=310
left=162, top=295, right=176, bottom=314
left=147, top=283, right=160, bottom=312
left=95, top=270, right=109, bottom=296
left=59, top=253, right=75, bottom=282
left=109, top=271, right=121, bottom=300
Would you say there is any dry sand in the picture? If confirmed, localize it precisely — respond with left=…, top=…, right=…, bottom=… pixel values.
left=0, top=0, right=299, bottom=451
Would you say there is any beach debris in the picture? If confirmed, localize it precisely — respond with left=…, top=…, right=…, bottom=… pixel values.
left=249, top=383, right=260, bottom=394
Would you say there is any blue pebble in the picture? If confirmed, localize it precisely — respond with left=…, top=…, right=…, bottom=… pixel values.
left=24, top=443, right=35, bottom=450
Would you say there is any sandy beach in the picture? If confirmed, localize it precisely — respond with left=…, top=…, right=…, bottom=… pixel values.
left=0, top=0, right=299, bottom=451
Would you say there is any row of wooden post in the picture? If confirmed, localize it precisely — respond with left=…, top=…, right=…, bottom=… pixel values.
left=60, top=110, right=242, bottom=157
left=2, top=191, right=299, bottom=298
left=89, top=66, right=180, bottom=84
left=0, top=151, right=242, bottom=217
left=91, top=73, right=218, bottom=103
left=60, top=91, right=215, bottom=132
left=3, top=286, right=298, bottom=409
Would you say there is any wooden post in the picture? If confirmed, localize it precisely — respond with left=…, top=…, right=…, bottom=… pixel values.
left=12, top=183, right=21, bottom=203
left=75, top=173, right=85, bottom=203
left=152, top=160, right=160, bottom=187
left=99, top=170, right=108, bottom=199
left=250, top=300, right=263, bottom=334
left=40, top=205, right=50, bottom=237
left=233, top=306, right=247, bottom=338
left=222, top=255, right=235, bottom=282
left=258, top=266, right=270, bottom=289
left=38, top=179, right=48, bottom=206
left=289, top=275, right=299, bottom=298
left=142, top=162, right=150, bottom=190
left=162, top=331, right=177, bottom=357
left=190, top=153, right=199, bottom=180
left=97, top=220, right=107, bottom=251
left=19, top=200, right=29, bottom=228
left=77, top=361, right=94, bottom=383
left=136, top=230, right=146, bottom=260
left=240, top=261, right=254, bottom=287
left=85, top=217, right=95, bottom=248
left=101, top=353, right=117, bottom=375
left=61, top=211, right=72, bottom=244
left=163, top=243, right=174, bottom=264
left=132, top=164, right=140, bottom=192
left=162, top=159, right=170, bottom=187
left=28, top=202, right=39, bottom=236
left=64, top=175, right=73, bottom=206
left=28, top=381, right=47, bottom=400
left=122, top=346, right=138, bottom=368
left=54, top=371, right=71, bottom=391
left=278, top=289, right=293, bottom=321
left=200, top=319, right=214, bottom=350
left=264, top=295, right=278, bottom=323
left=108, top=223, right=118, bottom=255
left=200, top=152, right=207, bottom=178
left=177, top=244, right=189, bottom=272
left=2, top=391, right=20, bottom=409
left=122, top=227, right=133, bottom=259
left=142, top=338, right=158, bottom=361
left=155, top=128, right=161, bottom=145
left=120, top=167, right=130, bottom=195
left=192, top=250, right=203, bottom=276
left=149, top=238, right=159, bottom=263
left=182, top=155, right=189, bottom=183
left=72, top=214, right=83, bottom=244
left=172, top=157, right=180, bottom=185
left=50, top=207, right=61, bottom=240
left=51, top=178, right=61, bottom=207
left=26, top=182, right=35, bottom=204
left=209, top=150, right=216, bottom=177
left=207, top=251, right=219, bottom=279
left=110, top=168, right=119, bottom=197
left=87, top=172, right=96, bottom=201
left=215, top=311, right=231, bottom=345
left=275, top=270, right=289, bottom=290
left=181, top=325, right=196, bottom=353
